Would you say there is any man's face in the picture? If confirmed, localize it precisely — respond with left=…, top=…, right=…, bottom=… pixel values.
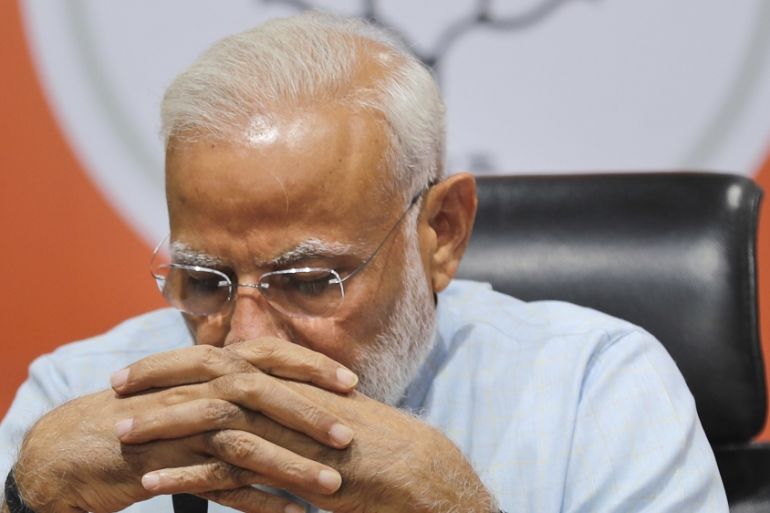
left=164, top=105, right=437, bottom=403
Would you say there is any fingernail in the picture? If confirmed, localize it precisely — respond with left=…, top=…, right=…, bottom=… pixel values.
left=285, top=504, right=305, bottom=513
left=114, top=418, right=134, bottom=439
left=328, top=423, right=354, bottom=446
left=142, top=472, right=161, bottom=491
left=336, top=368, right=358, bottom=388
left=110, top=368, right=129, bottom=389
left=318, top=469, right=342, bottom=492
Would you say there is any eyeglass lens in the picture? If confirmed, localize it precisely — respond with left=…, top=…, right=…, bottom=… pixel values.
left=153, top=264, right=344, bottom=318
left=153, top=265, right=231, bottom=317
left=259, top=269, right=343, bottom=317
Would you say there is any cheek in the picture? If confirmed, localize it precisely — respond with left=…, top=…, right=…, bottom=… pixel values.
left=310, top=243, right=412, bottom=360
left=302, top=283, right=401, bottom=366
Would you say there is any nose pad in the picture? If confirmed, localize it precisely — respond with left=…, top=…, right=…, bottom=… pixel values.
left=223, top=285, right=284, bottom=345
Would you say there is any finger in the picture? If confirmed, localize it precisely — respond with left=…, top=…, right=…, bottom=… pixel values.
left=144, top=431, right=342, bottom=496
left=115, top=372, right=355, bottom=450
left=120, top=402, right=329, bottom=466
left=117, top=398, right=265, bottom=444
left=203, top=430, right=342, bottom=495
left=226, top=338, right=358, bottom=392
left=144, top=467, right=304, bottom=513
left=111, top=345, right=252, bottom=394
left=210, top=373, right=354, bottom=448
left=118, top=385, right=352, bottom=450
left=201, top=487, right=306, bottom=513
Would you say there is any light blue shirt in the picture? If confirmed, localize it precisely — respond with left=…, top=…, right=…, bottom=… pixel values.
left=0, top=280, right=728, bottom=512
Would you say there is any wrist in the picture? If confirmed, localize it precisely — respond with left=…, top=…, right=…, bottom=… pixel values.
left=14, top=438, right=82, bottom=513
left=393, top=428, right=499, bottom=513
left=13, top=407, right=89, bottom=513
left=4, top=469, right=36, bottom=513
left=11, top=462, right=81, bottom=513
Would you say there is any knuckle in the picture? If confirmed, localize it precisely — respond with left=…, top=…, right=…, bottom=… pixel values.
left=227, top=436, right=257, bottom=462
left=142, top=353, right=167, bottom=376
left=158, top=385, right=190, bottom=406
left=211, top=374, right=237, bottom=396
left=207, top=430, right=258, bottom=464
left=197, top=345, right=221, bottom=370
left=235, top=372, right=268, bottom=402
left=232, top=357, right=256, bottom=374
left=282, top=459, right=316, bottom=486
left=222, top=343, right=264, bottom=372
left=311, top=351, right=329, bottom=370
left=211, top=373, right=272, bottom=413
left=308, top=352, right=334, bottom=378
left=257, top=341, right=279, bottom=361
left=296, top=401, right=326, bottom=426
left=175, top=465, right=201, bottom=486
left=207, top=462, right=230, bottom=483
left=207, top=462, right=253, bottom=486
left=250, top=373, right=271, bottom=398
left=244, top=342, right=279, bottom=368
left=236, top=373, right=262, bottom=396
left=201, top=400, right=239, bottom=426
left=204, top=430, right=235, bottom=455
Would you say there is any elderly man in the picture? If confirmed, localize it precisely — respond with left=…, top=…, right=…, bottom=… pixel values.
left=1, top=12, right=726, bottom=513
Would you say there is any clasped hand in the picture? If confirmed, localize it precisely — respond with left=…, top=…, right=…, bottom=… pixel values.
left=111, top=339, right=359, bottom=512
left=16, top=338, right=487, bottom=513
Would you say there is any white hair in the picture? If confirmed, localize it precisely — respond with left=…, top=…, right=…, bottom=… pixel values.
left=353, top=206, right=437, bottom=405
left=161, top=11, right=446, bottom=199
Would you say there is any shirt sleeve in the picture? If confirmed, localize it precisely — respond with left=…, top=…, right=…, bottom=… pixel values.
left=561, top=329, right=729, bottom=512
left=0, top=354, right=73, bottom=481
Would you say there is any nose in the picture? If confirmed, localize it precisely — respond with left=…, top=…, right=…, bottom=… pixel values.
left=223, top=285, right=285, bottom=345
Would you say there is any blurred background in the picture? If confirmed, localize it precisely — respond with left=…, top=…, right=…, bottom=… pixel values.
left=2, top=0, right=770, bottom=437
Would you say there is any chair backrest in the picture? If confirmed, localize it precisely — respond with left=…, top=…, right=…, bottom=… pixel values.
left=456, top=172, right=765, bottom=444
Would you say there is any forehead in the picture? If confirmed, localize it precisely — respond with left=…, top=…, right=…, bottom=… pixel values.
left=165, top=105, right=399, bottom=260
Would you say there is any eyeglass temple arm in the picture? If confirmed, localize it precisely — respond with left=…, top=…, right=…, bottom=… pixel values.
left=338, top=180, right=436, bottom=285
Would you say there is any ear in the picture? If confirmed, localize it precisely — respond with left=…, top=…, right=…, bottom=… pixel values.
left=418, top=172, right=478, bottom=293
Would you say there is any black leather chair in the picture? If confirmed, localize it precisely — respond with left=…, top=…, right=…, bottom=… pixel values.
left=456, top=172, right=770, bottom=512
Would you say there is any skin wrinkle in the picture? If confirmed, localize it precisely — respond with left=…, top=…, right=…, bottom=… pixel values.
left=247, top=111, right=340, bottom=216
left=269, top=165, right=290, bottom=216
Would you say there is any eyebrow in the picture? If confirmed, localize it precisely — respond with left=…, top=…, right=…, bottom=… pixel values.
left=263, top=238, right=355, bottom=267
left=169, top=238, right=356, bottom=269
left=170, top=242, right=224, bottom=267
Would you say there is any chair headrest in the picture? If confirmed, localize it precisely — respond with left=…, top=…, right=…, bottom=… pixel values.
left=457, top=172, right=765, bottom=444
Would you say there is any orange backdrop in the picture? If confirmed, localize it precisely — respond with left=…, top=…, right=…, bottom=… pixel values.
left=3, top=0, right=770, bottom=440
left=0, top=0, right=164, bottom=413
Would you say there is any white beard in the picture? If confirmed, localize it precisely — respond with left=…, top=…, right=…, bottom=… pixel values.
left=352, top=211, right=438, bottom=405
